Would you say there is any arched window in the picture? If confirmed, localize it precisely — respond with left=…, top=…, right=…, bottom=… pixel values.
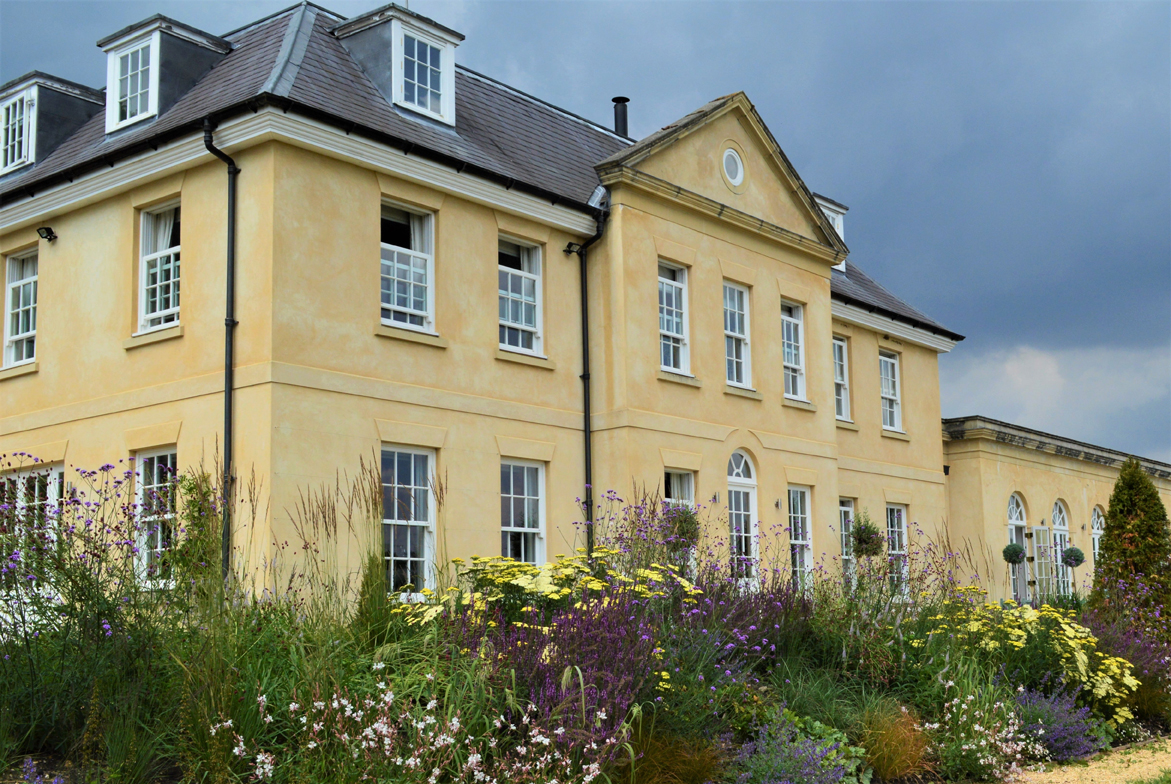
left=1007, top=494, right=1028, bottom=602
left=727, top=451, right=756, bottom=579
left=1008, top=494, right=1026, bottom=525
left=1091, top=506, right=1105, bottom=563
left=1051, top=500, right=1071, bottom=595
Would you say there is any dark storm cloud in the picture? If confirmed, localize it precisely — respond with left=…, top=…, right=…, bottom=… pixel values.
left=2, top=0, right=1168, bottom=458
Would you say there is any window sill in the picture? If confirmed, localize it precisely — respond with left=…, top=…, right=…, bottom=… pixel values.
left=782, top=397, right=817, bottom=412
left=658, top=369, right=701, bottom=388
left=496, top=349, right=556, bottom=370
left=881, top=428, right=911, bottom=442
left=124, top=325, right=183, bottom=350
left=0, top=361, right=37, bottom=381
left=375, top=323, right=449, bottom=348
left=724, top=385, right=762, bottom=401
left=835, top=419, right=859, bottom=431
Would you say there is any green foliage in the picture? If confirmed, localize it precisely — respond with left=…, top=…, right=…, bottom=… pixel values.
left=1003, top=542, right=1026, bottom=565
left=902, top=588, right=1140, bottom=725
left=785, top=710, right=872, bottom=784
left=851, top=510, right=885, bottom=559
left=1096, top=458, right=1171, bottom=591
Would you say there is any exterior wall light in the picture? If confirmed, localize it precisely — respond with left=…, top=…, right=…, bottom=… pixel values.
left=36, top=227, right=57, bottom=241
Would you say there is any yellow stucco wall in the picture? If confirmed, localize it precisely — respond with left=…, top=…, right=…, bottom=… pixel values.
left=9, top=113, right=1153, bottom=599
left=944, top=433, right=1171, bottom=601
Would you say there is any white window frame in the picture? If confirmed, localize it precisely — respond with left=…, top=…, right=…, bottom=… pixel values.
left=789, top=485, right=812, bottom=591
left=500, top=459, right=545, bottom=565
left=727, top=451, right=756, bottom=580
left=664, top=470, right=695, bottom=508
left=381, top=445, right=436, bottom=597
left=380, top=203, right=436, bottom=334
left=839, top=498, right=855, bottom=587
left=134, top=448, right=177, bottom=586
left=105, top=32, right=160, bottom=133
left=722, top=148, right=744, bottom=187
left=1052, top=500, right=1071, bottom=595
left=390, top=20, right=457, bottom=126
left=1, top=465, right=64, bottom=604
left=1, top=86, right=36, bottom=174
left=497, top=237, right=544, bottom=356
left=781, top=301, right=806, bottom=400
left=1008, top=493, right=1028, bottom=603
left=137, top=202, right=181, bottom=334
left=886, top=504, right=908, bottom=595
left=658, top=262, right=690, bottom=374
left=1032, top=525, right=1053, bottom=598
left=723, top=281, right=751, bottom=388
left=1091, top=506, right=1105, bottom=564
left=4, top=250, right=37, bottom=368
left=832, top=337, right=851, bottom=421
left=879, top=351, right=902, bottom=431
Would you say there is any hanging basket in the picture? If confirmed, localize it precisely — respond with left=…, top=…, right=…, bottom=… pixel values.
left=852, top=519, right=885, bottom=558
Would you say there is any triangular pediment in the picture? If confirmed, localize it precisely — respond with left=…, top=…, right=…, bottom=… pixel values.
left=596, top=93, right=846, bottom=254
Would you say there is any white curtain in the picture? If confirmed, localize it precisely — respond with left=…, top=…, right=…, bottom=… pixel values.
left=149, top=208, right=176, bottom=254
left=410, top=212, right=430, bottom=255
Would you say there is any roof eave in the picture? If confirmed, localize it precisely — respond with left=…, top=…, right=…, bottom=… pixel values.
left=0, top=93, right=598, bottom=218
left=831, top=290, right=965, bottom=343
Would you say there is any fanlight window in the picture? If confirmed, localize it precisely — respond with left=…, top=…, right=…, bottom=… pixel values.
left=1051, top=501, right=1069, bottom=529
left=728, top=451, right=753, bottom=480
left=1008, top=494, right=1026, bottom=524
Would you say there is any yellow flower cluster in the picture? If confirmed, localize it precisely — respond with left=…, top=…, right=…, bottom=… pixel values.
left=390, top=550, right=701, bottom=627
left=908, top=587, right=1140, bottom=725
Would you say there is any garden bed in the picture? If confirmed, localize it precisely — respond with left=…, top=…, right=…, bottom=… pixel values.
left=2, top=459, right=1169, bottom=783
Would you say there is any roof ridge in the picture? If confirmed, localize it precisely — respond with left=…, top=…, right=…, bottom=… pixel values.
left=262, top=3, right=318, bottom=97
left=222, top=1, right=341, bottom=40
left=457, top=66, right=631, bottom=145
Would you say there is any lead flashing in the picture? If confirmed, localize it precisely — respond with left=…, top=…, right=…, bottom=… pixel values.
left=97, top=15, right=231, bottom=54
left=329, top=2, right=464, bottom=42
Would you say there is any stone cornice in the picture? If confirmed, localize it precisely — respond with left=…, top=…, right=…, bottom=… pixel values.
left=598, top=165, right=845, bottom=266
left=942, top=415, right=1171, bottom=481
left=831, top=300, right=959, bottom=353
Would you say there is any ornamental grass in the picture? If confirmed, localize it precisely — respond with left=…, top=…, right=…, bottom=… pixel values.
left=0, top=454, right=1162, bottom=783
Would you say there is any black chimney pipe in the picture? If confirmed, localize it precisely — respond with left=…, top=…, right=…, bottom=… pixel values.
left=612, top=97, right=629, bottom=137
left=203, top=118, right=240, bottom=582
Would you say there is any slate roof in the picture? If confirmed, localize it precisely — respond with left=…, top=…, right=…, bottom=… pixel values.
left=832, top=260, right=963, bottom=341
left=0, top=1, right=960, bottom=340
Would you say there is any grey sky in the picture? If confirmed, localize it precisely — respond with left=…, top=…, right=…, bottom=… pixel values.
left=3, top=0, right=1169, bottom=460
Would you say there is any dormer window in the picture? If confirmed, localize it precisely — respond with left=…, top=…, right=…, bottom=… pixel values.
left=1, top=89, right=34, bottom=174
left=392, top=23, right=456, bottom=124
left=0, top=74, right=102, bottom=174
left=116, top=41, right=154, bottom=125
left=403, top=35, right=442, bottom=114
left=105, top=34, right=160, bottom=132
left=98, top=16, right=230, bottom=135
left=332, top=6, right=463, bottom=128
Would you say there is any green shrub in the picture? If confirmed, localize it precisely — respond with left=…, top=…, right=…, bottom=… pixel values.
left=1095, top=458, right=1171, bottom=593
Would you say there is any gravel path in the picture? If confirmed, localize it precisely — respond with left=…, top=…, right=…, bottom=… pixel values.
left=1020, top=739, right=1171, bottom=784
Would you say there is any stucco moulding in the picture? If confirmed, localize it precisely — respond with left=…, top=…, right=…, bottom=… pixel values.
left=784, top=466, right=819, bottom=487
left=125, top=421, right=182, bottom=452
left=20, top=439, right=69, bottom=465
left=495, top=435, right=555, bottom=463
left=376, top=419, right=447, bottom=449
left=659, top=448, right=702, bottom=472
left=653, top=235, right=696, bottom=267
left=884, top=488, right=914, bottom=506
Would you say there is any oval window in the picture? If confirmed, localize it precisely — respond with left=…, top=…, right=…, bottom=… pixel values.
left=723, top=148, right=744, bottom=186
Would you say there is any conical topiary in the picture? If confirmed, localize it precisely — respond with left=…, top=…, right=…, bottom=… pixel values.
left=1094, top=457, right=1170, bottom=594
